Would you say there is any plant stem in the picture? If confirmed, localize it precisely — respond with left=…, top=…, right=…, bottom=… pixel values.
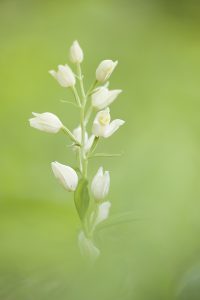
left=78, top=147, right=83, bottom=173
left=86, top=80, right=98, bottom=97
left=84, top=105, right=93, bottom=126
left=77, top=63, right=87, bottom=178
left=71, top=86, right=81, bottom=107
left=77, top=63, right=86, bottom=104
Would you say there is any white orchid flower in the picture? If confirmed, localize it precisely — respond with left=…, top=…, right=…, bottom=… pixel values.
left=96, top=60, right=118, bottom=82
left=69, top=40, right=83, bottom=64
left=29, top=112, right=63, bottom=133
left=51, top=161, right=78, bottom=192
left=90, top=201, right=111, bottom=232
left=72, top=126, right=95, bottom=153
left=72, top=126, right=88, bottom=145
left=92, top=86, right=122, bottom=110
left=92, top=107, right=125, bottom=138
left=49, top=64, right=75, bottom=87
left=91, top=167, right=110, bottom=201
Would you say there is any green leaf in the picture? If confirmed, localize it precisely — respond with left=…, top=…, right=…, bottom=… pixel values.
left=59, top=99, right=79, bottom=108
left=74, top=178, right=90, bottom=221
left=88, top=152, right=123, bottom=159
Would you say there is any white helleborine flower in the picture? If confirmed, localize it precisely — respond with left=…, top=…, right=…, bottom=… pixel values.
left=92, top=86, right=122, bottom=110
left=92, top=107, right=125, bottom=138
left=49, top=64, right=76, bottom=87
left=29, top=112, right=63, bottom=133
left=96, top=60, right=118, bottom=83
left=78, top=231, right=100, bottom=260
left=69, top=40, right=83, bottom=64
left=51, top=161, right=78, bottom=192
left=90, top=201, right=111, bottom=231
left=72, top=126, right=95, bottom=153
left=91, top=167, right=110, bottom=201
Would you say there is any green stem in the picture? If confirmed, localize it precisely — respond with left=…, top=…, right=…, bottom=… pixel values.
left=84, top=105, right=93, bottom=126
left=77, top=63, right=86, bottom=104
left=86, top=80, right=98, bottom=97
left=77, top=63, right=87, bottom=178
left=78, top=147, right=83, bottom=173
left=71, top=86, right=81, bottom=107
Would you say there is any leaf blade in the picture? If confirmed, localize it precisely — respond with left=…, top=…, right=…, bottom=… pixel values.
left=74, top=178, right=90, bottom=221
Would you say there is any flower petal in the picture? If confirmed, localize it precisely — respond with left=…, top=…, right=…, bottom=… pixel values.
left=104, top=119, right=125, bottom=138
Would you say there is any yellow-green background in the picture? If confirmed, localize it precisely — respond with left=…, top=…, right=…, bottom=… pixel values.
left=1, top=0, right=200, bottom=299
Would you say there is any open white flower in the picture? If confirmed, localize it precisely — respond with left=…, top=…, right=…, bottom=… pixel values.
left=29, top=112, right=63, bottom=133
left=92, top=86, right=122, bottom=110
left=69, top=40, right=83, bottom=63
left=78, top=231, right=100, bottom=260
left=96, top=60, right=118, bottom=83
left=91, top=167, right=110, bottom=201
left=51, top=161, right=78, bottom=192
left=92, top=107, right=125, bottom=138
left=72, top=126, right=95, bottom=153
left=49, top=64, right=75, bottom=87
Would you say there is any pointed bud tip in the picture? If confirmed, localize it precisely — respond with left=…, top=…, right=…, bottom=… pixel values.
left=49, top=70, right=56, bottom=77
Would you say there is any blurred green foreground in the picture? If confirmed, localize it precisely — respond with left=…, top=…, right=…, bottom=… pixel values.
left=1, top=0, right=200, bottom=299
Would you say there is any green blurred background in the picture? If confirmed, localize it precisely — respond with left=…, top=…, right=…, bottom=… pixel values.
left=1, top=0, right=200, bottom=299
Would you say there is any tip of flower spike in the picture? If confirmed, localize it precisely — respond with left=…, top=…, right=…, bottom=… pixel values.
left=32, top=112, right=40, bottom=117
left=105, top=60, right=118, bottom=67
left=97, top=166, right=104, bottom=175
left=51, top=161, right=60, bottom=168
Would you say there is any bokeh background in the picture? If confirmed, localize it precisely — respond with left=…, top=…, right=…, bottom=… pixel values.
left=1, top=0, right=200, bottom=299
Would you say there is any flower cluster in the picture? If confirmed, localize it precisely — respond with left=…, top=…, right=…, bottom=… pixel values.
left=29, top=40, right=125, bottom=260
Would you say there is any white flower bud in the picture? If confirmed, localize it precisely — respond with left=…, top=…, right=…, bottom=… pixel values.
left=72, top=126, right=88, bottom=145
left=96, top=60, right=118, bottom=83
left=69, top=40, right=83, bottom=63
left=49, top=64, right=75, bottom=87
left=92, top=86, right=122, bottom=110
left=92, top=107, right=125, bottom=138
left=29, top=112, right=63, bottom=133
left=95, top=201, right=111, bottom=226
left=51, top=161, right=78, bottom=192
left=91, top=167, right=110, bottom=201
left=90, top=201, right=111, bottom=231
left=78, top=231, right=100, bottom=260
left=72, top=126, right=95, bottom=153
